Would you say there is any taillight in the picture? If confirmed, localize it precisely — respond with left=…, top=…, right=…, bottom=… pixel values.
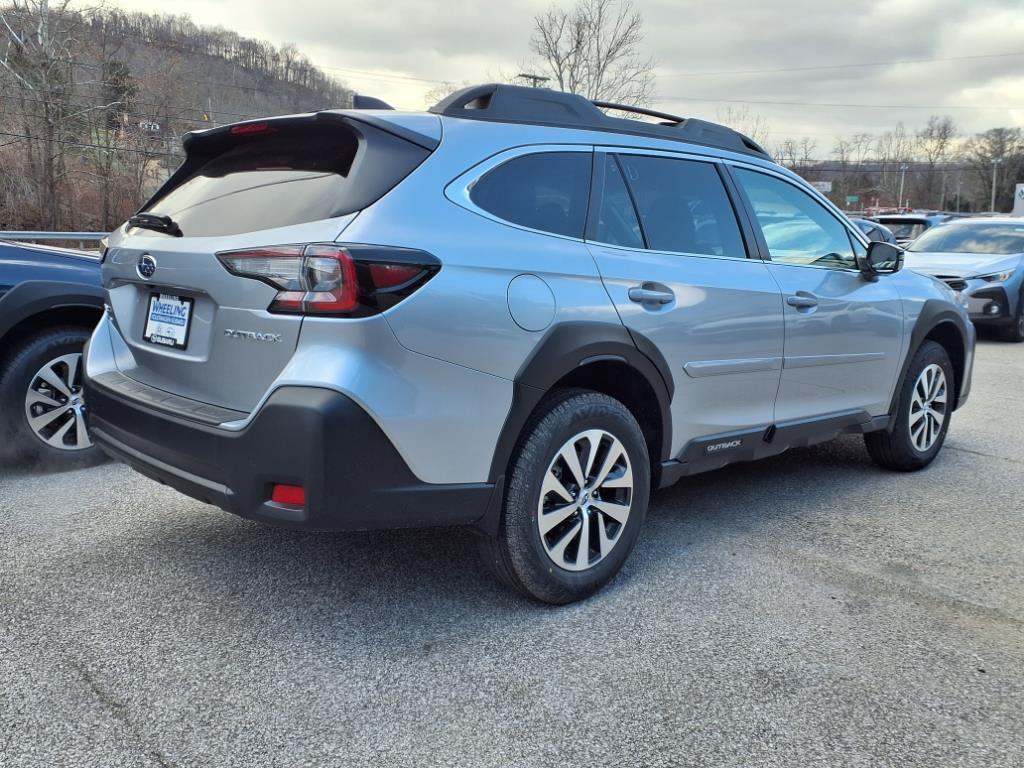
left=216, top=243, right=439, bottom=317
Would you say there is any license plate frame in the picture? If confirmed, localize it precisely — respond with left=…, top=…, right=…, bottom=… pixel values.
left=143, top=292, right=194, bottom=350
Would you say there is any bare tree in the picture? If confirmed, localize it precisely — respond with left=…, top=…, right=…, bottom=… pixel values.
left=964, top=127, right=1024, bottom=212
left=715, top=105, right=768, bottom=146
left=529, top=0, right=654, bottom=106
left=0, top=0, right=85, bottom=227
left=773, top=138, right=798, bottom=169
left=915, top=115, right=957, bottom=209
left=422, top=80, right=473, bottom=108
left=797, top=137, right=817, bottom=170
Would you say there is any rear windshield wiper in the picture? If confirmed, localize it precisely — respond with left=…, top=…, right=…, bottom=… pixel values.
left=127, top=213, right=183, bottom=237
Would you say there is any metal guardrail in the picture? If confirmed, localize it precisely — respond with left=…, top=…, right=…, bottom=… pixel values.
left=0, top=231, right=107, bottom=249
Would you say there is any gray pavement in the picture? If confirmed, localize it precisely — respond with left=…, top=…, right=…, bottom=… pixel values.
left=1, top=338, right=1022, bottom=767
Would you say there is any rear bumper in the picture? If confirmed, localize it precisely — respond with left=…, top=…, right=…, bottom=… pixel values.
left=84, top=373, right=495, bottom=531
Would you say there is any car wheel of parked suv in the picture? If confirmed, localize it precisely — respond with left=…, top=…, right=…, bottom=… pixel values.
left=481, top=389, right=651, bottom=604
left=0, top=326, right=105, bottom=469
left=864, top=341, right=954, bottom=472
left=998, top=293, right=1024, bottom=343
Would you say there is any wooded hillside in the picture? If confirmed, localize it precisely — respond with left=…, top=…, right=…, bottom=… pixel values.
left=1, top=2, right=353, bottom=231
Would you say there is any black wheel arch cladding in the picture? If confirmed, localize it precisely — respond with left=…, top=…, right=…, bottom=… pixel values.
left=887, top=299, right=971, bottom=426
left=0, top=280, right=105, bottom=342
left=486, top=321, right=674, bottom=484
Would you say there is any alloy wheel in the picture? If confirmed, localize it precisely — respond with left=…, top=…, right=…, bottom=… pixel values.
left=909, top=363, right=947, bottom=452
left=536, top=429, right=634, bottom=572
left=23, top=352, right=92, bottom=451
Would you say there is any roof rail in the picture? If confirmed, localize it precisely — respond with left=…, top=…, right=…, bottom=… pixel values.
left=429, top=83, right=770, bottom=159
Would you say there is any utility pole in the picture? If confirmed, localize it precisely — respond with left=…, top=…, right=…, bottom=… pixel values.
left=898, top=163, right=909, bottom=210
left=955, top=175, right=962, bottom=213
left=516, top=73, right=551, bottom=88
left=991, top=158, right=1003, bottom=213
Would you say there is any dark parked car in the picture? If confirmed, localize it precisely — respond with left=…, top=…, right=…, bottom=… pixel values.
left=851, top=218, right=897, bottom=244
left=0, top=240, right=105, bottom=468
left=873, top=213, right=954, bottom=246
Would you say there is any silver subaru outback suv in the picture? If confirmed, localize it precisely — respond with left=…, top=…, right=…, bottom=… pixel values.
left=84, top=84, right=974, bottom=603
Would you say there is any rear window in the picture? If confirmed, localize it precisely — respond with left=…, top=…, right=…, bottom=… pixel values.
left=143, top=122, right=427, bottom=238
left=470, top=152, right=592, bottom=238
left=908, top=222, right=1024, bottom=255
left=877, top=219, right=927, bottom=240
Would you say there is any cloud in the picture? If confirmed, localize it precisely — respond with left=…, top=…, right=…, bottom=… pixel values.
left=106, top=0, right=1024, bottom=150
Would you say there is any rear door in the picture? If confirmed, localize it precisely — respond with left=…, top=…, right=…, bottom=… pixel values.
left=101, top=116, right=432, bottom=412
left=585, top=150, right=785, bottom=460
left=729, top=165, right=904, bottom=422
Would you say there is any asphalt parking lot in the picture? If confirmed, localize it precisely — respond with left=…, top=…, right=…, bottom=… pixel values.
left=1, top=339, right=1022, bottom=767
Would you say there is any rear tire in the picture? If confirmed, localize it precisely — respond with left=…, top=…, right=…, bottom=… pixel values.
left=865, top=340, right=953, bottom=472
left=479, top=388, right=650, bottom=604
left=0, top=326, right=106, bottom=470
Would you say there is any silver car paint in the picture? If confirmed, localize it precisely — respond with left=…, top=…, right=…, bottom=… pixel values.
left=101, top=215, right=358, bottom=412
left=88, top=109, right=969, bottom=488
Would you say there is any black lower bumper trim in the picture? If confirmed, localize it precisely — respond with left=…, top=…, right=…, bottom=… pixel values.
left=85, top=378, right=494, bottom=531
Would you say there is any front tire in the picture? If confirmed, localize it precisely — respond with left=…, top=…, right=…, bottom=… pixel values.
left=0, top=326, right=106, bottom=470
left=997, top=292, right=1024, bottom=343
left=865, top=340, right=953, bottom=472
left=480, top=389, right=651, bottom=604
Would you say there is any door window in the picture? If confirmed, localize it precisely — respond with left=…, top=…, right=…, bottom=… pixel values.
left=734, top=168, right=856, bottom=269
left=592, top=155, right=644, bottom=248
left=615, top=154, right=747, bottom=258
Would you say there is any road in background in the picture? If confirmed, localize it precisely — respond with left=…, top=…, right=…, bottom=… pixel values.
left=1, top=340, right=1022, bottom=767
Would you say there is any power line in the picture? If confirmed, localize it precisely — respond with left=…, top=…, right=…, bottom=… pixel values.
left=0, top=129, right=179, bottom=157
left=659, top=50, right=1024, bottom=79
left=659, top=95, right=1024, bottom=111
left=314, top=64, right=447, bottom=85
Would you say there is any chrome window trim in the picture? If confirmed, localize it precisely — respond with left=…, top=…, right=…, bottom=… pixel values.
left=444, top=144, right=595, bottom=243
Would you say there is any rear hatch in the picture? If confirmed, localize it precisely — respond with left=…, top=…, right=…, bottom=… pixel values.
left=102, top=112, right=436, bottom=413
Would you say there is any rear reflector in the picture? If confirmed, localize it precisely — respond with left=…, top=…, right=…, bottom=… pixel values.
left=271, top=484, right=305, bottom=506
left=216, top=243, right=440, bottom=317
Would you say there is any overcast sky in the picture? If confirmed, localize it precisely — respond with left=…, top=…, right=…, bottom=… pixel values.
left=110, top=0, right=1024, bottom=153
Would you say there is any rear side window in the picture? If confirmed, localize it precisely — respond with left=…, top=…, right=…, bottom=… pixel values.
left=616, top=154, right=747, bottom=257
left=470, top=152, right=592, bottom=238
left=144, top=122, right=428, bottom=238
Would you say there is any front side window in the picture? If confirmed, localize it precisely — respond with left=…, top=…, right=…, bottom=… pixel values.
left=616, top=154, right=746, bottom=257
left=734, top=168, right=856, bottom=269
left=469, top=151, right=592, bottom=238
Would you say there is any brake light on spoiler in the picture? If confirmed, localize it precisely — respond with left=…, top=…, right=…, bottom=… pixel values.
left=216, top=244, right=440, bottom=317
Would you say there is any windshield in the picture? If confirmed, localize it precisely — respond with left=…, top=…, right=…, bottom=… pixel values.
left=878, top=220, right=926, bottom=240
left=908, top=222, right=1024, bottom=255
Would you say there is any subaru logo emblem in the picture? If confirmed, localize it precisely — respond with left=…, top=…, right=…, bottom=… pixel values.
left=137, top=254, right=157, bottom=280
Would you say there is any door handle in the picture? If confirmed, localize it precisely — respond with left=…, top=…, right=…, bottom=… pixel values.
left=786, top=295, right=819, bottom=309
left=628, top=286, right=675, bottom=305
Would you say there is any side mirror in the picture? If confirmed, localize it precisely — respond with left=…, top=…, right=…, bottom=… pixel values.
left=857, top=241, right=903, bottom=280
